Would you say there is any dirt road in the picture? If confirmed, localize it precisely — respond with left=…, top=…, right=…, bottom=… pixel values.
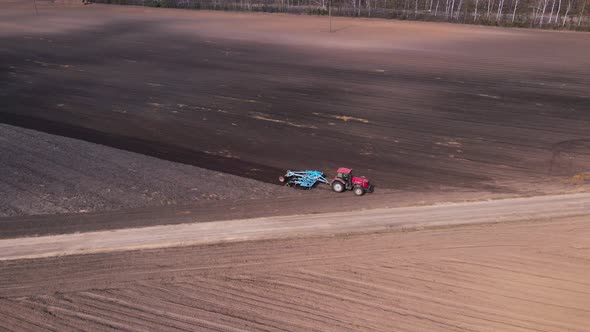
left=1, top=215, right=589, bottom=331
left=1, top=193, right=588, bottom=260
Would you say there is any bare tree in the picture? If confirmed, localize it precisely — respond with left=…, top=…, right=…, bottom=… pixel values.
left=578, top=0, right=587, bottom=25
left=445, top=0, right=449, bottom=18
left=111, top=0, right=589, bottom=30
left=512, top=0, right=519, bottom=21
left=455, top=0, right=463, bottom=18
left=496, top=0, right=504, bottom=20
left=539, top=0, right=548, bottom=26
left=562, top=0, right=571, bottom=25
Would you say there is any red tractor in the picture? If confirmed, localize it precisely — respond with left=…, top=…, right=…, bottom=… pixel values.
left=331, top=167, right=373, bottom=196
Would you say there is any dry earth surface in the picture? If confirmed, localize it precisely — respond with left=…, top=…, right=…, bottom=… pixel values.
left=1, top=216, right=589, bottom=331
left=1, top=2, right=590, bottom=331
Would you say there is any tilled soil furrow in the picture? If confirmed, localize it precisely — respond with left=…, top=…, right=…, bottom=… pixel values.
left=0, top=301, right=60, bottom=332
left=366, top=261, right=590, bottom=313
left=131, top=281, right=321, bottom=332
left=14, top=297, right=133, bottom=332
left=170, top=278, right=365, bottom=332
left=293, top=266, right=586, bottom=332
left=245, top=273, right=474, bottom=331
left=50, top=292, right=182, bottom=332
left=72, top=291, right=232, bottom=332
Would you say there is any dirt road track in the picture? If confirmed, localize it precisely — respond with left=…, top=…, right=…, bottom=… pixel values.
left=1, top=193, right=588, bottom=261
left=0, top=187, right=518, bottom=239
left=1, top=216, right=589, bottom=331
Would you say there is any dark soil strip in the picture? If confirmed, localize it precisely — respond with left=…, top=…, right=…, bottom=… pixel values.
left=0, top=112, right=283, bottom=184
left=0, top=191, right=384, bottom=239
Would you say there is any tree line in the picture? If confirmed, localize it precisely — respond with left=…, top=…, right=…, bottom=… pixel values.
left=96, top=0, right=590, bottom=30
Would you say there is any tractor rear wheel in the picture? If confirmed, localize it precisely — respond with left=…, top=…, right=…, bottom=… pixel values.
left=353, top=186, right=365, bottom=196
left=332, top=181, right=345, bottom=193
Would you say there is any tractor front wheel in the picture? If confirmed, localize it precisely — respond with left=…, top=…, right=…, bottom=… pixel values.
left=353, top=186, right=365, bottom=196
left=332, top=181, right=345, bottom=193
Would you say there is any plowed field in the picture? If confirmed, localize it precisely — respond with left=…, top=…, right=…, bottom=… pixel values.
left=1, top=216, right=588, bottom=331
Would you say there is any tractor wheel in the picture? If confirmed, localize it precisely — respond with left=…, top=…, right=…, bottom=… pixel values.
left=332, top=181, right=345, bottom=193
left=353, top=186, right=365, bottom=196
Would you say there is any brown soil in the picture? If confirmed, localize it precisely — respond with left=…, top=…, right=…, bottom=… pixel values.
left=1, top=3, right=589, bottom=193
left=0, top=124, right=309, bottom=217
left=1, top=216, right=588, bottom=331
left=0, top=5, right=588, bottom=329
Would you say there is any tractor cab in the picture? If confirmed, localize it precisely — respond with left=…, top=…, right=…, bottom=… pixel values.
left=331, top=167, right=372, bottom=196
left=335, top=167, right=353, bottom=188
